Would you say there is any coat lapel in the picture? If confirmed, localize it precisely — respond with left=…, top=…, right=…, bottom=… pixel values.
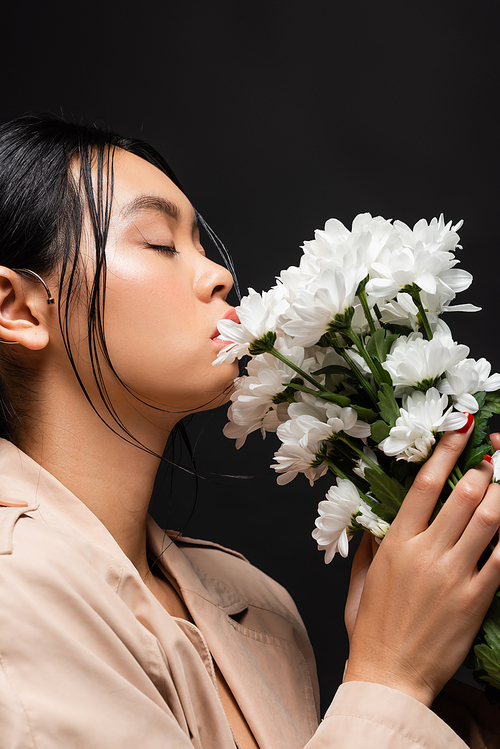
left=148, top=520, right=319, bottom=749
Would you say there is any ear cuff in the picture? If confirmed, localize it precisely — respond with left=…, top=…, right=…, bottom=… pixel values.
left=13, top=268, right=54, bottom=305
left=0, top=268, right=54, bottom=345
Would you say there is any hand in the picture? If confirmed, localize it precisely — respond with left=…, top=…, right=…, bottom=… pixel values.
left=343, top=425, right=500, bottom=707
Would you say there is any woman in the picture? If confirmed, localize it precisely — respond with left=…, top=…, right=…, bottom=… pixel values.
left=0, top=115, right=499, bottom=748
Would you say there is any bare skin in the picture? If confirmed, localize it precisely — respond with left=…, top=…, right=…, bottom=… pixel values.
left=2, top=148, right=500, bottom=744
left=0, top=148, right=239, bottom=578
left=345, top=426, right=500, bottom=708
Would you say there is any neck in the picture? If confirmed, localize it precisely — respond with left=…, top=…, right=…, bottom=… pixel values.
left=19, top=379, right=182, bottom=578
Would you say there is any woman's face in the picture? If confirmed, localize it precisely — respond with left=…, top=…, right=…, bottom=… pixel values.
left=70, top=148, right=239, bottom=416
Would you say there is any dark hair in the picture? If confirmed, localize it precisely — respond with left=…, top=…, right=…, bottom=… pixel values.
left=0, top=114, right=237, bottom=448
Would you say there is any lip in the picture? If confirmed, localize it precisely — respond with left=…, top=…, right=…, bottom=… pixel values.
left=211, top=307, right=240, bottom=346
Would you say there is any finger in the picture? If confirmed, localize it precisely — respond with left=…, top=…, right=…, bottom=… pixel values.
left=456, top=481, right=500, bottom=574
left=345, top=533, right=373, bottom=638
left=427, top=458, right=494, bottom=549
left=476, top=526, right=500, bottom=597
left=490, top=432, right=500, bottom=452
left=392, top=417, right=474, bottom=536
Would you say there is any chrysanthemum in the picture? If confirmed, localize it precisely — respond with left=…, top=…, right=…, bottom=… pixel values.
left=365, top=215, right=470, bottom=309
left=382, top=331, right=469, bottom=394
left=301, top=213, right=398, bottom=279
left=280, top=266, right=362, bottom=347
left=312, top=479, right=389, bottom=562
left=223, top=346, right=313, bottom=448
left=491, top=451, right=500, bottom=483
left=213, top=286, right=287, bottom=365
left=394, top=215, right=463, bottom=252
left=272, top=394, right=371, bottom=484
left=353, top=446, right=379, bottom=479
left=378, top=292, right=420, bottom=329
left=271, top=416, right=329, bottom=486
left=379, top=387, right=467, bottom=462
left=438, top=357, right=500, bottom=413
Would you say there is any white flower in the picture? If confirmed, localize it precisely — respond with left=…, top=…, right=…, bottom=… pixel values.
left=312, top=478, right=389, bottom=563
left=222, top=345, right=313, bottom=448
left=394, top=215, right=463, bottom=252
left=288, top=394, right=371, bottom=440
left=213, top=287, right=287, bottom=365
left=353, top=446, right=379, bottom=479
left=491, top=451, right=500, bottom=483
left=301, top=213, right=398, bottom=278
left=271, top=416, right=329, bottom=486
left=365, top=216, right=471, bottom=310
left=382, top=331, right=469, bottom=394
left=418, top=289, right=481, bottom=323
left=357, top=503, right=390, bottom=539
left=378, top=292, right=420, bottom=329
left=379, top=387, right=467, bottom=462
left=272, top=394, right=371, bottom=485
left=438, top=358, right=500, bottom=413
left=280, top=266, right=362, bottom=347
left=223, top=357, right=290, bottom=449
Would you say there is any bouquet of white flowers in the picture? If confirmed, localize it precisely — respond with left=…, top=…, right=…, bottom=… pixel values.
left=213, top=213, right=500, bottom=698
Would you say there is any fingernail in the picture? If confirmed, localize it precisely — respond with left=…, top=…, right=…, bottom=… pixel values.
left=455, top=412, right=474, bottom=433
left=484, top=454, right=494, bottom=465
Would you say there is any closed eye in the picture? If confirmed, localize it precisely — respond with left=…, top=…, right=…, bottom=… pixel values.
left=146, top=242, right=179, bottom=256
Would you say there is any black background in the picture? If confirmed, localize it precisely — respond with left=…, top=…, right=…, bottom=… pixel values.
left=2, top=0, right=499, bottom=712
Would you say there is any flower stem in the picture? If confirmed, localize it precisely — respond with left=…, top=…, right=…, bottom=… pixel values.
left=346, top=327, right=384, bottom=388
left=323, top=456, right=349, bottom=481
left=412, top=290, right=433, bottom=340
left=287, top=382, right=346, bottom=403
left=358, top=287, right=377, bottom=336
left=449, top=464, right=464, bottom=487
left=268, top=347, right=324, bottom=391
left=337, top=434, right=381, bottom=473
left=324, top=457, right=373, bottom=505
left=334, top=341, right=379, bottom=406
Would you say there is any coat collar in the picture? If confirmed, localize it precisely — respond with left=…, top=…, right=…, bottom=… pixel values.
left=0, top=438, right=318, bottom=749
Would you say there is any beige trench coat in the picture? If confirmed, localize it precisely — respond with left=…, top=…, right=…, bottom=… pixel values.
left=0, top=438, right=497, bottom=748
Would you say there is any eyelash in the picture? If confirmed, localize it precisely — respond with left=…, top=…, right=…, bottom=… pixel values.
left=147, top=242, right=179, bottom=256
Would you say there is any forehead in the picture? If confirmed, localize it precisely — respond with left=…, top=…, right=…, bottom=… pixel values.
left=110, top=147, right=195, bottom=225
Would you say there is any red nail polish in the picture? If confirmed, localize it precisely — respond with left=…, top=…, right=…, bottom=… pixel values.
left=484, top=454, right=494, bottom=465
left=455, top=412, right=474, bottom=433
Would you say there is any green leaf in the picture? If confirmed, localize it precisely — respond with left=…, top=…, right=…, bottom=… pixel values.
left=377, top=383, right=400, bottom=427
left=312, top=365, right=354, bottom=378
left=365, top=327, right=386, bottom=359
left=351, top=405, right=378, bottom=423
left=364, top=467, right=407, bottom=522
left=317, top=390, right=352, bottom=407
left=474, top=391, right=487, bottom=410
left=382, top=323, right=413, bottom=337
left=482, top=389, right=500, bottom=419
left=457, top=393, right=490, bottom=472
left=372, top=358, right=393, bottom=385
left=370, top=420, right=391, bottom=443
left=474, top=596, right=500, bottom=689
left=366, top=327, right=399, bottom=364
left=462, top=442, right=491, bottom=472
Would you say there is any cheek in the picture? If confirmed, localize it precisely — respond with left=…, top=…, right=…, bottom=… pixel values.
left=105, top=264, right=191, bottom=363
left=98, top=261, right=235, bottom=406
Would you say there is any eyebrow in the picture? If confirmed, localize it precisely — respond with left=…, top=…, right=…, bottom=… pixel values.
left=121, top=195, right=198, bottom=232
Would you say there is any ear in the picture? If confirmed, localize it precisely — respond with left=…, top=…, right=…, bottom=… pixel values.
left=0, top=267, right=52, bottom=350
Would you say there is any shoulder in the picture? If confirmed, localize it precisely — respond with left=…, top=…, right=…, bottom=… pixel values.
left=0, top=507, right=125, bottom=617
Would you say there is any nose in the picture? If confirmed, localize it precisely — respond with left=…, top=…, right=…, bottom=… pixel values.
left=195, top=254, right=234, bottom=302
